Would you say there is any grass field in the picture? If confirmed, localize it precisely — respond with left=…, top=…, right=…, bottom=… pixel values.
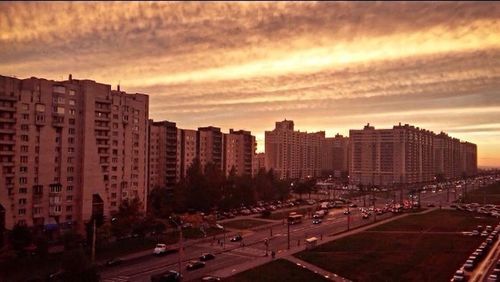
left=294, top=210, right=499, bottom=282
left=224, top=259, right=331, bottom=282
left=223, top=219, right=271, bottom=230
left=464, top=181, right=500, bottom=205
left=371, top=209, right=498, bottom=232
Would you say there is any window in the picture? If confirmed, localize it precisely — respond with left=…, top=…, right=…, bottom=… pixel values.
left=69, top=109, right=75, bottom=115
left=66, top=206, right=72, bottom=212
left=68, top=147, right=75, bottom=153
left=20, top=166, right=27, bottom=173
left=19, top=187, right=27, bottom=194
left=68, top=128, right=75, bottom=135
left=22, top=114, right=29, bottom=120
left=21, top=103, right=29, bottom=111
left=67, top=176, right=73, bottom=182
left=67, top=157, right=73, bottom=163
left=66, top=195, right=73, bottom=201
left=68, top=137, right=74, bottom=144
left=18, top=198, right=27, bottom=205
left=67, top=186, right=73, bottom=192
left=69, top=99, right=76, bottom=105
left=55, top=106, right=65, bottom=114
left=69, top=118, right=75, bottom=125
left=35, top=104, right=45, bottom=112
left=21, top=135, right=29, bottom=142
left=53, top=85, right=65, bottom=94
left=19, top=177, right=27, bottom=184
left=21, top=124, right=29, bottom=131
left=20, top=145, right=28, bottom=152
left=67, top=167, right=74, bottom=173
left=69, top=89, right=76, bottom=96
left=18, top=209, right=26, bottom=215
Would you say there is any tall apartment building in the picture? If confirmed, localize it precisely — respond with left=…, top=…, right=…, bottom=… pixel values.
left=197, top=126, right=224, bottom=170
left=253, top=153, right=266, bottom=175
left=177, top=128, right=197, bottom=179
left=265, top=120, right=325, bottom=179
left=350, top=123, right=476, bottom=186
left=0, top=75, right=149, bottom=233
left=461, top=141, right=478, bottom=177
left=323, top=134, right=349, bottom=177
left=148, top=120, right=177, bottom=190
left=223, top=129, right=256, bottom=176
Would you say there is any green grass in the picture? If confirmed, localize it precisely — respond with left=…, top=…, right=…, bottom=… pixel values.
left=224, top=259, right=331, bottom=282
left=294, top=210, right=498, bottom=282
left=464, top=181, right=500, bottom=205
left=222, top=219, right=271, bottom=230
left=370, top=209, right=498, bottom=232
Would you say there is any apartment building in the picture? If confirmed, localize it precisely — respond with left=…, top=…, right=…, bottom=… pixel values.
left=350, top=123, right=476, bottom=186
left=197, top=126, right=224, bottom=171
left=323, top=134, right=349, bottom=177
left=177, top=128, right=197, bottom=179
left=253, top=152, right=266, bottom=175
left=223, top=129, right=256, bottom=176
left=148, top=120, right=178, bottom=190
left=0, top=75, right=148, bottom=233
left=265, top=120, right=325, bottom=179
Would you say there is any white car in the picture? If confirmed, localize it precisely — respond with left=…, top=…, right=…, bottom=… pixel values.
left=154, top=243, right=168, bottom=255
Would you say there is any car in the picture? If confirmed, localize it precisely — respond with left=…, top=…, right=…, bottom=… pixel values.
left=199, top=253, right=215, bottom=261
left=493, top=268, right=500, bottom=276
left=463, top=261, right=474, bottom=271
left=481, top=231, right=489, bottom=237
left=343, top=210, right=351, bottom=215
left=451, top=274, right=466, bottom=282
left=312, top=218, right=322, bottom=224
left=472, top=230, right=480, bottom=236
left=151, top=270, right=182, bottom=282
left=427, top=203, right=436, bottom=207
left=487, top=274, right=499, bottom=282
left=349, top=204, right=357, bottom=208
left=186, top=260, right=206, bottom=271
left=201, top=276, right=222, bottom=281
left=47, top=270, right=65, bottom=282
left=154, top=244, right=168, bottom=255
left=362, top=213, right=369, bottom=219
left=230, top=234, right=243, bottom=242
left=105, top=257, right=123, bottom=267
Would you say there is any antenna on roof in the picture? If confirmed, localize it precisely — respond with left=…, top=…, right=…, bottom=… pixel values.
left=117, top=80, right=121, bottom=91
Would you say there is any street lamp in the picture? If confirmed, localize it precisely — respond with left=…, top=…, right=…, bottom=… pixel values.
left=169, top=216, right=184, bottom=276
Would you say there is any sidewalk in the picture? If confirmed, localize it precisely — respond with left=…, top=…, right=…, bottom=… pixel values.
left=286, top=255, right=351, bottom=282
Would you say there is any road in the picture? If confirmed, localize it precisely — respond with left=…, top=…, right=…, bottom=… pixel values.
left=101, top=179, right=486, bottom=282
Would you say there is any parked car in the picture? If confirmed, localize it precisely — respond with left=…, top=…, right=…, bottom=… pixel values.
left=105, top=257, right=123, bottom=267
left=201, top=275, right=222, bottom=281
left=154, top=244, right=168, bottom=255
left=151, top=270, right=182, bottom=282
left=199, top=253, right=215, bottom=261
left=186, top=260, right=206, bottom=271
left=312, top=218, right=322, bottom=224
left=230, top=234, right=243, bottom=242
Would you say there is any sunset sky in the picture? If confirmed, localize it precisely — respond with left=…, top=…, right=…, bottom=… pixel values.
left=1, top=2, right=499, bottom=167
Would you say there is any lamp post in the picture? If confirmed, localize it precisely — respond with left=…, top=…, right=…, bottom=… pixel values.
left=170, top=216, right=184, bottom=276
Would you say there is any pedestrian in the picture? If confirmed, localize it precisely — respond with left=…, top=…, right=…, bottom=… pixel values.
left=271, top=250, right=276, bottom=259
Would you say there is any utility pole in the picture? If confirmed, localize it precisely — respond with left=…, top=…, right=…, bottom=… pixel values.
left=287, top=220, right=290, bottom=250
left=178, top=226, right=183, bottom=276
left=91, top=218, right=96, bottom=263
left=347, top=205, right=350, bottom=230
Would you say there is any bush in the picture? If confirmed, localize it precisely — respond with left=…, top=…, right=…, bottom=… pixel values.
left=261, top=210, right=272, bottom=218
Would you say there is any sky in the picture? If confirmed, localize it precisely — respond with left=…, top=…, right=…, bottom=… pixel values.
left=1, top=1, right=499, bottom=167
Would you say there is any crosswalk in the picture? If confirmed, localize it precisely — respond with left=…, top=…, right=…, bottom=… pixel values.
left=102, top=275, right=130, bottom=282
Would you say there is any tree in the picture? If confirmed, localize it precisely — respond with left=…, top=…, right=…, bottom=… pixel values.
left=111, top=198, right=144, bottom=238
left=148, top=186, right=173, bottom=218
left=9, top=224, right=32, bottom=253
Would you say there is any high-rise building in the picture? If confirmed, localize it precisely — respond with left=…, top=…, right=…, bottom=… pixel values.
left=0, top=75, right=149, bottom=233
left=461, top=141, right=478, bottom=177
left=223, top=129, right=256, bottom=176
left=197, top=126, right=223, bottom=170
left=350, top=123, right=476, bottom=186
left=323, top=134, right=349, bottom=177
left=253, top=153, right=266, bottom=175
left=148, top=120, right=177, bottom=190
left=177, top=128, right=198, bottom=179
left=265, top=120, right=325, bottom=179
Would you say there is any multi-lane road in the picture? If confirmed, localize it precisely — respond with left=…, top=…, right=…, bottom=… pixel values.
left=100, top=181, right=473, bottom=282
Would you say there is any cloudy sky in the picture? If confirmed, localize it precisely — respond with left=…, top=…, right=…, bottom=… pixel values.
left=1, top=2, right=499, bottom=167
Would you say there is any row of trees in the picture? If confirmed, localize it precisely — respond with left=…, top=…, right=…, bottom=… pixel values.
left=148, top=158, right=291, bottom=218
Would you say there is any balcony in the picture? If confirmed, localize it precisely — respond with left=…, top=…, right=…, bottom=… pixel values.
left=49, top=209, right=62, bottom=216
left=0, top=105, right=15, bottom=112
left=96, top=135, right=110, bottom=140
left=0, top=117, right=15, bottom=123
left=95, top=125, right=110, bottom=130
left=35, top=114, right=46, bottom=126
left=0, top=128, right=15, bottom=134
left=0, top=149, right=14, bottom=156
left=95, top=116, right=110, bottom=121
left=0, top=94, right=17, bottom=101
left=33, top=212, right=44, bottom=218
left=0, top=139, right=15, bottom=145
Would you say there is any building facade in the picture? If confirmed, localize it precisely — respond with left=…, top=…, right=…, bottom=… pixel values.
left=223, top=129, right=256, bottom=176
left=350, top=123, right=476, bottom=186
left=0, top=75, right=149, bottom=232
left=265, top=120, right=325, bottom=179
left=322, top=134, right=349, bottom=177
left=148, top=120, right=177, bottom=190
left=252, top=152, right=266, bottom=175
